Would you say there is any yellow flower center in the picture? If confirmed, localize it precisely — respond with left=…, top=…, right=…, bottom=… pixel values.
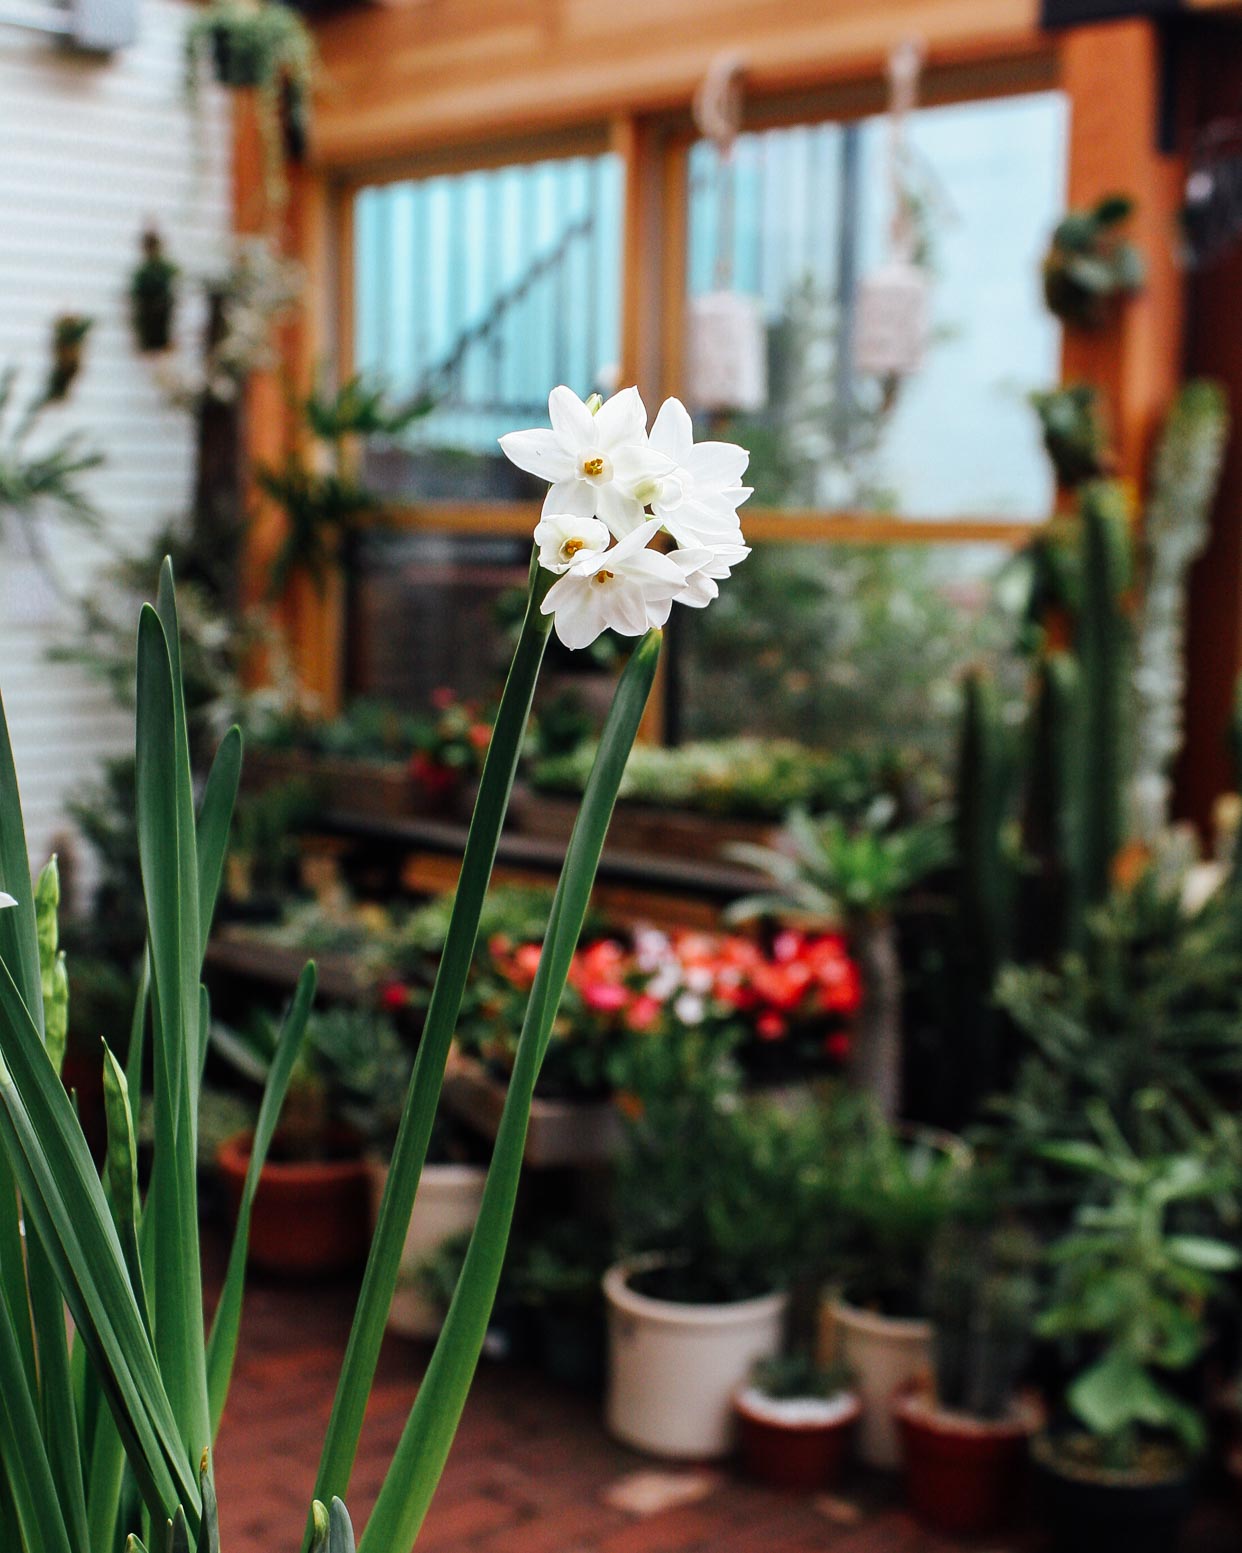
left=561, top=537, right=586, bottom=560
left=593, top=569, right=614, bottom=586
left=582, top=456, right=606, bottom=478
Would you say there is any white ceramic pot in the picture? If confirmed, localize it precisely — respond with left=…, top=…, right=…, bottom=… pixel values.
left=603, top=1258, right=787, bottom=1460
left=367, top=1160, right=486, bottom=1339
left=819, top=1296, right=931, bottom=1469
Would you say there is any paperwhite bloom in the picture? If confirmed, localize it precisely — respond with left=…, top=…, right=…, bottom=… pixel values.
left=540, top=518, right=682, bottom=650
left=0, top=893, right=15, bottom=910
left=533, top=514, right=611, bottom=575
left=669, top=539, right=752, bottom=608
left=635, top=397, right=752, bottom=547
left=500, top=386, right=665, bottom=533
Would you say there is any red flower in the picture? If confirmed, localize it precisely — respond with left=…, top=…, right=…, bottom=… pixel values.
left=467, top=722, right=492, bottom=752
left=625, top=994, right=662, bottom=1032
left=430, top=686, right=456, bottom=711
left=825, top=1030, right=852, bottom=1062
left=582, top=981, right=628, bottom=1013
left=756, top=1011, right=787, bottom=1042
left=380, top=981, right=410, bottom=1012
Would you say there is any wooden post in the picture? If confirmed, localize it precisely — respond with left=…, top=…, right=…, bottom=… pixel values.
left=1059, top=18, right=1186, bottom=489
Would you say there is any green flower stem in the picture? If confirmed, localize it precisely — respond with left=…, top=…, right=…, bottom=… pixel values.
left=305, top=566, right=553, bottom=1538
left=358, top=630, right=661, bottom=1553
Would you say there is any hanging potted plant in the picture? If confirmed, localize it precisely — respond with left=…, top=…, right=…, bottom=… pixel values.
left=603, top=1027, right=805, bottom=1459
left=185, top=0, right=316, bottom=209
left=214, top=1006, right=408, bottom=1276
left=816, top=1103, right=968, bottom=1468
left=130, top=226, right=179, bottom=354
left=1032, top=1128, right=1239, bottom=1553
left=894, top=1201, right=1042, bottom=1535
left=1042, top=194, right=1146, bottom=330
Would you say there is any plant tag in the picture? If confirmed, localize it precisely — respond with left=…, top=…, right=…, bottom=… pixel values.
left=853, top=259, right=928, bottom=377
left=685, top=291, right=768, bottom=413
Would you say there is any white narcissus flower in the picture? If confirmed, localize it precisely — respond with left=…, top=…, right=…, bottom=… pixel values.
left=541, top=518, right=682, bottom=650
left=669, top=539, right=751, bottom=607
left=0, top=893, right=15, bottom=910
left=499, top=386, right=665, bottom=533
left=532, top=514, right=611, bottom=576
left=635, top=396, right=752, bottom=547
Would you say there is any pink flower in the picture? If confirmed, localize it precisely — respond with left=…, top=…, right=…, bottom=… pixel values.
left=582, top=981, right=628, bottom=1013
left=625, top=994, right=662, bottom=1032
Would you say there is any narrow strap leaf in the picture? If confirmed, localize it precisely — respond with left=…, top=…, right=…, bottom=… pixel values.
left=359, top=631, right=661, bottom=1553
left=306, top=567, right=552, bottom=1532
left=167, top=1505, right=191, bottom=1553
left=196, top=727, right=242, bottom=963
left=0, top=1278, right=74, bottom=1553
left=0, top=955, right=200, bottom=1529
left=196, top=1452, right=219, bottom=1553
left=206, top=963, right=317, bottom=1433
left=27, top=1232, right=89, bottom=1553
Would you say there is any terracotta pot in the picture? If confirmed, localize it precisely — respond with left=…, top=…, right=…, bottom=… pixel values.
left=217, top=1131, right=370, bottom=1277
left=1032, top=1433, right=1196, bottom=1553
left=735, top=1387, right=860, bottom=1492
left=894, top=1385, right=1040, bottom=1536
left=604, top=1257, right=787, bottom=1459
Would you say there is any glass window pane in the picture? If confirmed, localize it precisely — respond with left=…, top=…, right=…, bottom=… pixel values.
left=355, top=152, right=624, bottom=501
left=675, top=542, right=1025, bottom=774
left=687, top=92, right=1067, bottom=520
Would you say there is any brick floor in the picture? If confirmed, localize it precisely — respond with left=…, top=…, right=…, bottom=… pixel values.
left=208, top=1236, right=1241, bottom=1553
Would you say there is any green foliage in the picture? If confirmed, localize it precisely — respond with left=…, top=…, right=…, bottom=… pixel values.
left=731, top=802, right=950, bottom=925
left=534, top=736, right=930, bottom=823
left=0, top=360, right=102, bottom=546
left=1030, top=384, right=1112, bottom=488
left=679, top=542, right=1019, bottom=770
left=613, top=1026, right=823, bottom=1304
left=1037, top=1123, right=1239, bottom=1466
left=130, top=228, right=179, bottom=354
left=751, top=1353, right=853, bottom=1402
left=1042, top=195, right=1146, bottom=331
left=228, top=777, right=318, bottom=902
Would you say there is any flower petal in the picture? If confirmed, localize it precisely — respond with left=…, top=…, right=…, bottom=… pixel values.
left=649, top=397, right=694, bottom=461
left=683, top=439, right=750, bottom=486
left=542, top=480, right=598, bottom=520
left=499, top=427, right=575, bottom=481
left=547, top=385, right=596, bottom=447
left=0, top=893, right=15, bottom=910
left=595, top=481, right=649, bottom=540
left=606, top=578, right=656, bottom=637
left=594, top=385, right=648, bottom=449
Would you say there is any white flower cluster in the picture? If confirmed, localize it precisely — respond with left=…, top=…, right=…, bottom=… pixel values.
left=500, top=386, right=752, bottom=650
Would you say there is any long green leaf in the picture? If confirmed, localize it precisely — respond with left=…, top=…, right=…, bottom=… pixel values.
left=206, top=963, right=317, bottom=1433
left=28, top=1233, right=90, bottom=1553
left=136, top=600, right=211, bottom=1469
left=0, top=958, right=199, bottom=1529
left=360, top=630, right=661, bottom=1553
left=0, top=1280, right=74, bottom=1553
left=306, top=566, right=553, bottom=1534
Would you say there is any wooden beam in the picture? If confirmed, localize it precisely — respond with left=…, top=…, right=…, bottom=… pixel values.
left=1059, top=18, right=1187, bottom=486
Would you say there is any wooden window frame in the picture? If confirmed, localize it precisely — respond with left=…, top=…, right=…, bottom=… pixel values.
left=262, top=17, right=1186, bottom=725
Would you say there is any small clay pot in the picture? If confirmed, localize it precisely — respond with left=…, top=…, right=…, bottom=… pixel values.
left=217, top=1130, right=370, bottom=1277
left=895, top=1384, right=1039, bottom=1536
left=735, top=1388, right=860, bottom=1492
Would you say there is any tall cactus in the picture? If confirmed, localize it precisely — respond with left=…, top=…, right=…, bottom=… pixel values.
left=1076, top=480, right=1131, bottom=912
left=1020, top=649, right=1082, bottom=957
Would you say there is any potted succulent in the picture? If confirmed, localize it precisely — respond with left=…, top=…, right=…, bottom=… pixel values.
left=367, top=1112, right=485, bottom=1341
left=1033, top=1129, right=1240, bottom=1553
left=817, top=1102, right=968, bottom=1468
left=603, top=1027, right=808, bottom=1459
left=894, top=1200, right=1042, bottom=1535
left=734, top=1352, right=860, bottom=1493
left=130, top=226, right=179, bottom=354
left=214, top=1005, right=409, bottom=1276
left=1042, top=194, right=1146, bottom=330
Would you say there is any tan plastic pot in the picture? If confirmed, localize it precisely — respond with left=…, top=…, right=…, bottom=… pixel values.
left=819, top=1296, right=931, bottom=1469
left=604, top=1258, right=787, bottom=1460
left=367, top=1160, right=486, bottom=1338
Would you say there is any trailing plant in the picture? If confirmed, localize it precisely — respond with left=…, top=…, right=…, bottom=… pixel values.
left=45, top=315, right=93, bottom=404
left=1037, top=1117, right=1240, bottom=1469
left=185, top=0, right=316, bottom=212
left=1042, top=195, right=1146, bottom=331
left=0, top=384, right=751, bottom=1550
left=1030, top=383, right=1113, bottom=489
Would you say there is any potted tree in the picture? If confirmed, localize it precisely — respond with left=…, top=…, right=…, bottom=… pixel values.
left=894, top=1193, right=1042, bottom=1535
left=603, top=1027, right=809, bottom=1459
left=1033, top=1129, right=1240, bottom=1553
left=214, top=1005, right=408, bottom=1276
left=817, top=1101, right=967, bottom=1467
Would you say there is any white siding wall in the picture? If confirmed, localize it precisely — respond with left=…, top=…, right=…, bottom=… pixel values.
left=0, top=0, right=231, bottom=891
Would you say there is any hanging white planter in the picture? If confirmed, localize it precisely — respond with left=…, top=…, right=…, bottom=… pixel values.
left=854, top=259, right=929, bottom=379
left=685, top=292, right=768, bottom=414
